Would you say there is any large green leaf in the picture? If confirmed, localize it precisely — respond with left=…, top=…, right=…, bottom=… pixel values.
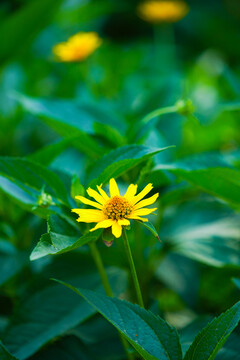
left=15, top=94, right=121, bottom=133
left=0, top=252, right=27, bottom=286
left=2, top=268, right=126, bottom=360
left=156, top=155, right=240, bottom=205
left=57, top=283, right=183, bottom=360
left=215, top=347, right=240, bottom=360
left=0, top=0, right=62, bottom=64
left=180, top=316, right=212, bottom=356
left=29, top=336, right=96, bottom=360
left=215, top=332, right=240, bottom=360
left=184, top=301, right=240, bottom=360
left=62, top=0, right=125, bottom=24
left=14, top=93, right=122, bottom=158
left=74, top=315, right=126, bottom=360
left=28, top=137, right=81, bottom=166
left=0, top=157, right=69, bottom=214
left=156, top=254, right=199, bottom=307
left=233, top=278, right=240, bottom=289
left=30, top=214, right=101, bottom=260
left=0, top=240, right=27, bottom=285
left=161, top=201, right=240, bottom=267
left=89, top=144, right=174, bottom=187
left=0, top=341, right=18, bottom=360
left=220, top=101, right=240, bottom=112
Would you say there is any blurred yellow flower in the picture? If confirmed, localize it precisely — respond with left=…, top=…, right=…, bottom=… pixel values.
left=72, top=178, right=159, bottom=238
left=137, top=0, right=189, bottom=23
left=52, top=32, right=102, bottom=62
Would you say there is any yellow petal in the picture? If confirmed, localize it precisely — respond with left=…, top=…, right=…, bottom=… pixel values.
left=134, top=193, right=159, bottom=210
left=111, top=221, right=122, bottom=238
left=124, top=184, right=138, bottom=201
left=53, top=32, right=102, bottom=62
left=132, top=183, right=153, bottom=204
left=71, top=209, right=105, bottom=222
left=97, top=185, right=109, bottom=201
left=118, top=219, right=130, bottom=226
left=52, top=43, right=65, bottom=56
left=132, top=207, right=157, bottom=216
left=90, top=219, right=114, bottom=232
left=137, top=1, right=189, bottom=24
left=109, top=178, right=120, bottom=197
left=87, top=187, right=106, bottom=205
left=127, top=215, right=148, bottom=222
left=75, top=195, right=103, bottom=210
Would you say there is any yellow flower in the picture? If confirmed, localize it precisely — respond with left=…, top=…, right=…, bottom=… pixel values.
left=137, top=0, right=189, bottom=23
left=72, top=178, right=159, bottom=239
left=52, top=32, right=102, bottom=62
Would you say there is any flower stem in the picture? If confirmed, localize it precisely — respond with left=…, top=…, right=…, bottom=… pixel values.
left=89, top=241, right=134, bottom=360
left=122, top=228, right=145, bottom=308
left=141, top=105, right=177, bottom=125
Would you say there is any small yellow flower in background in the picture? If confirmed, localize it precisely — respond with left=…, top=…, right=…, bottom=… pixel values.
left=137, top=0, right=189, bottom=23
left=52, top=32, right=102, bottom=62
left=72, top=178, right=159, bottom=239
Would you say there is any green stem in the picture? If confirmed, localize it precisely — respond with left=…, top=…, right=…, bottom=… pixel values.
left=153, top=24, right=161, bottom=73
left=122, top=228, right=144, bottom=308
left=153, top=24, right=176, bottom=73
left=89, top=241, right=134, bottom=360
left=141, top=105, right=177, bottom=125
left=130, top=104, right=177, bottom=142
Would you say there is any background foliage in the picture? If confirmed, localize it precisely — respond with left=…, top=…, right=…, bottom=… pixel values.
left=1, top=0, right=240, bottom=359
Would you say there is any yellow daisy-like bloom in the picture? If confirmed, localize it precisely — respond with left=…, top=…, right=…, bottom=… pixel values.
left=52, top=32, right=102, bottom=62
left=137, top=0, right=189, bottom=23
left=72, top=178, right=159, bottom=239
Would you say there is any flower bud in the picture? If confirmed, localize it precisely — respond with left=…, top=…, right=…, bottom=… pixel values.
left=175, top=99, right=195, bottom=116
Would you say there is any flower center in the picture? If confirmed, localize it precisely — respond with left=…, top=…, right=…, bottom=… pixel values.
left=103, top=196, right=133, bottom=220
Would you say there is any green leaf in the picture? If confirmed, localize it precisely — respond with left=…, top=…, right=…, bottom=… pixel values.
left=0, top=341, right=18, bottom=360
left=71, top=175, right=85, bottom=199
left=2, top=269, right=126, bottom=360
left=29, top=336, right=96, bottom=360
left=56, top=283, right=183, bottom=360
left=102, top=228, right=115, bottom=244
left=180, top=316, right=212, bottom=356
left=156, top=254, right=199, bottom=307
left=184, top=301, right=240, bottom=360
left=220, top=101, right=240, bottom=112
left=133, top=105, right=178, bottom=141
left=215, top=347, right=240, bottom=360
left=215, top=332, right=240, bottom=360
left=30, top=230, right=101, bottom=260
left=74, top=315, right=125, bottom=359
left=63, top=0, right=125, bottom=24
left=161, top=201, right=240, bottom=267
left=30, top=215, right=101, bottom=260
left=232, top=278, right=240, bottom=289
left=159, top=183, right=197, bottom=208
left=89, top=144, right=174, bottom=187
left=156, top=156, right=240, bottom=205
left=15, top=93, right=120, bottom=133
left=28, top=137, right=80, bottom=166
left=0, top=0, right=62, bottom=64
left=137, top=220, right=160, bottom=240
left=0, top=252, right=27, bottom=286
left=0, top=157, right=69, bottom=214
left=0, top=239, right=16, bottom=254
left=93, top=122, right=125, bottom=147
left=14, top=93, right=119, bottom=158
